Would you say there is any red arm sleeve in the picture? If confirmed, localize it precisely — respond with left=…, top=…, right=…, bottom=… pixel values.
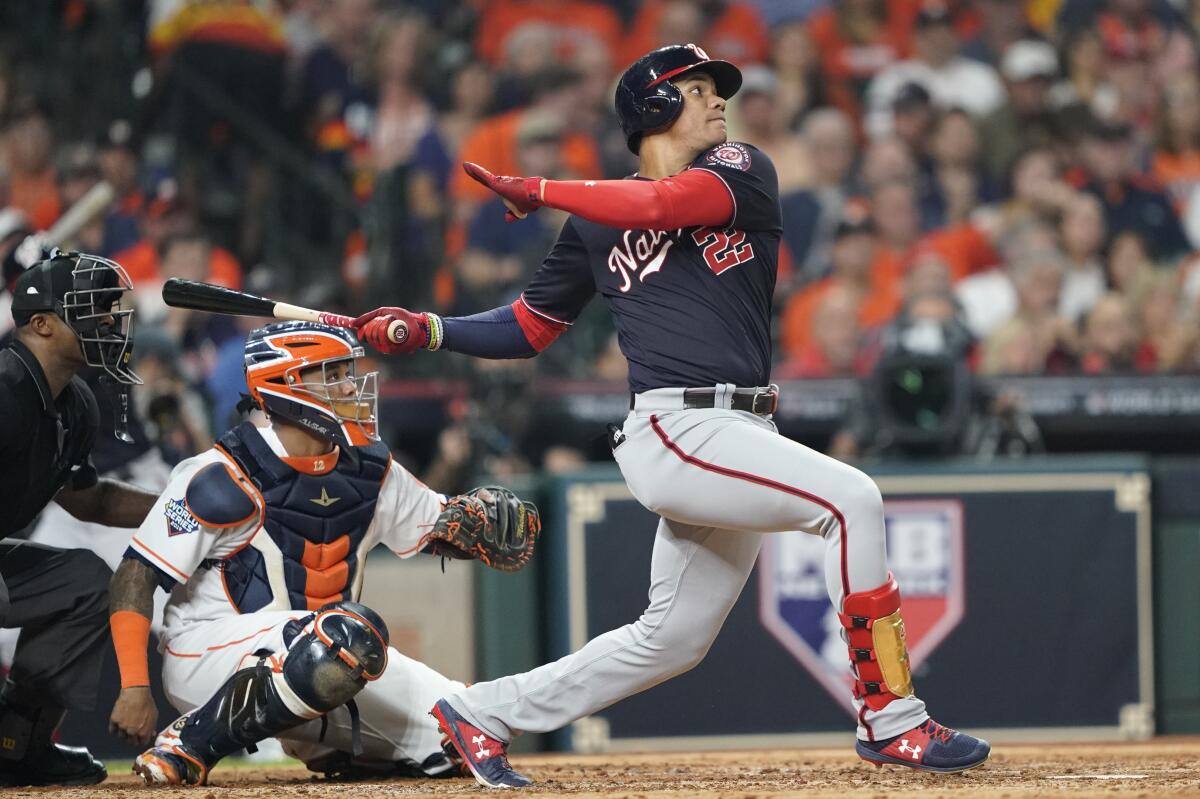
left=540, top=170, right=734, bottom=230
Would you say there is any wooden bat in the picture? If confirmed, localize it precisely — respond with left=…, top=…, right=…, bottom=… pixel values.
left=161, top=278, right=405, bottom=343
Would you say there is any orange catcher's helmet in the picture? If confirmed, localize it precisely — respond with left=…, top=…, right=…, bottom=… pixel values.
left=244, top=321, right=379, bottom=448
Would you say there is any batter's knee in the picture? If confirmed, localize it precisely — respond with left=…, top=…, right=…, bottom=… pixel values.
left=633, top=609, right=720, bottom=678
left=840, top=467, right=884, bottom=523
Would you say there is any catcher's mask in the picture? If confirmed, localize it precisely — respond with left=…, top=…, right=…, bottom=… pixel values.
left=244, top=321, right=378, bottom=448
left=11, top=252, right=141, bottom=384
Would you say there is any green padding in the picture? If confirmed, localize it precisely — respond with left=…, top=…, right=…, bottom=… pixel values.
left=1153, top=518, right=1200, bottom=734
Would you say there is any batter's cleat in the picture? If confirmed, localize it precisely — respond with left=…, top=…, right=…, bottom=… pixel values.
left=132, top=747, right=207, bottom=786
left=431, top=699, right=531, bottom=788
left=856, top=719, right=990, bottom=773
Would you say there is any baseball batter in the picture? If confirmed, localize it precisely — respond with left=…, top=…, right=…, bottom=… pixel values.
left=107, top=322, right=539, bottom=785
left=353, top=44, right=989, bottom=787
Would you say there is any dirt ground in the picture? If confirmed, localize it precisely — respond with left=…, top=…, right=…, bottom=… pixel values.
left=7, top=739, right=1199, bottom=798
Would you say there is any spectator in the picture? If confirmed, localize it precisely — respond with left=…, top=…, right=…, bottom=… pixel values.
left=781, top=108, right=856, bottom=282
left=1074, top=118, right=1190, bottom=260
left=867, top=180, right=922, bottom=297
left=411, top=59, right=495, bottom=213
left=988, top=146, right=1075, bottom=239
left=807, top=0, right=912, bottom=125
left=622, top=1, right=770, bottom=67
left=457, top=113, right=570, bottom=313
left=1047, top=24, right=1120, bottom=121
left=96, top=120, right=145, bottom=257
left=148, top=0, right=287, bottom=262
left=979, top=39, right=1063, bottom=187
left=731, top=67, right=809, bottom=194
left=297, top=0, right=380, bottom=179
left=450, top=67, right=601, bottom=206
left=1106, top=228, right=1156, bottom=297
left=767, top=18, right=825, bottom=129
left=927, top=108, right=990, bottom=226
left=1134, top=271, right=1189, bottom=370
left=780, top=207, right=896, bottom=359
left=492, top=23, right=559, bottom=112
left=776, top=283, right=867, bottom=378
left=1152, top=72, right=1200, bottom=227
left=475, top=0, right=623, bottom=70
left=890, top=82, right=937, bottom=171
left=1058, top=192, right=1109, bottom=323
left=960, top=0, right=1033, bottom=67
left=865, top=4, right=1006, bottom=138
left=957, top=245, right=1067, bottom=342
left=1079, top=291, right=1139, bottom=372
left=131, top=327, right=213, bottom=463
left=113, top=178, right=241, bottom=291
left=857, top=135, right=918, bottom=194
left=979, top=316, right=1045, bottom=374
left=2, top=100, right=58, bottom=230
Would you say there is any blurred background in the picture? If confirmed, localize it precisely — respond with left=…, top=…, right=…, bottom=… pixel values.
left=2, top=0, right=1200, bottom=763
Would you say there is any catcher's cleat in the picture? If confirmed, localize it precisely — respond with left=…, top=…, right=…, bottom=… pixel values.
left=856, top=718, right=989, bottom=773
left=132, top=747, right=206, bottom=786
left=431, top=699, right=530, bottom=788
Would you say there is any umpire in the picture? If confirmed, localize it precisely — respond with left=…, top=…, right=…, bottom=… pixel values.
left=0, top=252, right=157, bottom=786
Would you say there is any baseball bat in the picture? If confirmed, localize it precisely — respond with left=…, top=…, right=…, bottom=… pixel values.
left=161, top=278, right=406, bottom=343
left=44, top=181, right=115, bottom=246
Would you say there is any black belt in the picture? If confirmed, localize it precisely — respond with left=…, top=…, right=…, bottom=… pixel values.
left=629, top=386, right=780, bottom=416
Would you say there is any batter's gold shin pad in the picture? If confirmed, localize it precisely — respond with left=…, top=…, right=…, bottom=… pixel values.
left=838, top=574, right=915, bottom=711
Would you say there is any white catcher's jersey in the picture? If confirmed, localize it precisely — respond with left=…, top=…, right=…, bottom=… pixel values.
left=126, top=425, right=443, bottom=641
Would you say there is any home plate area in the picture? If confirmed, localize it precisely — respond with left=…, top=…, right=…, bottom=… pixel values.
left=27, top=739, right=1199, bottom=798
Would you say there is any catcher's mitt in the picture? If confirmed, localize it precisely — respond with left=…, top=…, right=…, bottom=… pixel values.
left=428, top=486, right=540, bottom=572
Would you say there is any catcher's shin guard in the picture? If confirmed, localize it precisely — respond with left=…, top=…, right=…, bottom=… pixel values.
left=135, top=602, right=388, bottom=786
left=839, top=574, right=915, bottom=711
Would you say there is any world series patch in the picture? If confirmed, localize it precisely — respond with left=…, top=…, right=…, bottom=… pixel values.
left=165, top=497, right=200, bottom=537
left=705, top=142, right=751, bottom=171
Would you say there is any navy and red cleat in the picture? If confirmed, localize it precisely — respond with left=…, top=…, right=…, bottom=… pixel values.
left=431, top=699, right=531, bottom=788
left=856, top=719, right=990, bottom=773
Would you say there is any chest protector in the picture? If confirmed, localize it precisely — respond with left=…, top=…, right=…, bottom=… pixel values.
left=216, top=422, right=390, bottom=613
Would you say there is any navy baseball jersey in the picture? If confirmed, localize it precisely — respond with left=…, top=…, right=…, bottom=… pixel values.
left=522, top=142, right=782, bottom=393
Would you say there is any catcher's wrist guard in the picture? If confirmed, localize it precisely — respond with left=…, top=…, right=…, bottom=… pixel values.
left=428, top=486, right=540, bottom=572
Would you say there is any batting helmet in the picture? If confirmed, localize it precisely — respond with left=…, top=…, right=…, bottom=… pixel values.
left=615, top=43, right=742, bottom=155
left=244, top=321, right=379, bottom=448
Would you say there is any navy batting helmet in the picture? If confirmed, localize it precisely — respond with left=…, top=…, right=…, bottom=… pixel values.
left=615, top=43, right=742, bottom=155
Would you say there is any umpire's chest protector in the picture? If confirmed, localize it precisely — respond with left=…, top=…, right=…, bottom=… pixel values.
left=215, top=422, right=389, bottom=613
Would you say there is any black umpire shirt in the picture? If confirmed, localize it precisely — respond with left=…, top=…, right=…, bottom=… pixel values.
left=0, top=338, right=100, bottom=537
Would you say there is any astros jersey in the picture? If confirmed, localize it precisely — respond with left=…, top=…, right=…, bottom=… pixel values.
left=522, top=141, right=782, bottom=392
left=125, top=423, right=443, bottom=637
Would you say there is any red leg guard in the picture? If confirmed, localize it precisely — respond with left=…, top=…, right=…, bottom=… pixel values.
left=839, top=574, right=915, bottom=711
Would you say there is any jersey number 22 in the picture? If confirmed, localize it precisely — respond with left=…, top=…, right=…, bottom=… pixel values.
left=692, top=228, right=754, bottom=275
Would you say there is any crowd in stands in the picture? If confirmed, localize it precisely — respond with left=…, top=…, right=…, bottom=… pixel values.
left=3, top=0, right=1200, bottom=468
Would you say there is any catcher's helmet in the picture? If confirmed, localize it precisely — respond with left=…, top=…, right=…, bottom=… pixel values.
left=244, top=321, right=379, bottom=449
left=615, top=43, right=742, bottom=155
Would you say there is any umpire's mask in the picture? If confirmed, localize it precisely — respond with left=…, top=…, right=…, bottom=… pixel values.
left=11, top=252, right=142, bottom=384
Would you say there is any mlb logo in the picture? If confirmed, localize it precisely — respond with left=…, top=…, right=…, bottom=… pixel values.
left=758, top=500, right=965, bottom=715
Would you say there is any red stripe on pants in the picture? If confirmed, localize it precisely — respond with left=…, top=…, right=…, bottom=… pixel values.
left=648, top=415, right=851, bottom=599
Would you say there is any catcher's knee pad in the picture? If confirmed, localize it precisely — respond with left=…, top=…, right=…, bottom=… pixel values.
left=839, top=574, right=915, bottom=711
left=284, top=601, right=389, bottom=712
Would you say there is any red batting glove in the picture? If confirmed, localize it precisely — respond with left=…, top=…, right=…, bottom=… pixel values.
left=352, top=307, right=428, bottom=354
left=462, top=162, right=543, bottom=221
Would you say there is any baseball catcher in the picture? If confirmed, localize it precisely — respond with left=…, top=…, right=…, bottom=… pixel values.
left=107, top=321, right=539, bottom=785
